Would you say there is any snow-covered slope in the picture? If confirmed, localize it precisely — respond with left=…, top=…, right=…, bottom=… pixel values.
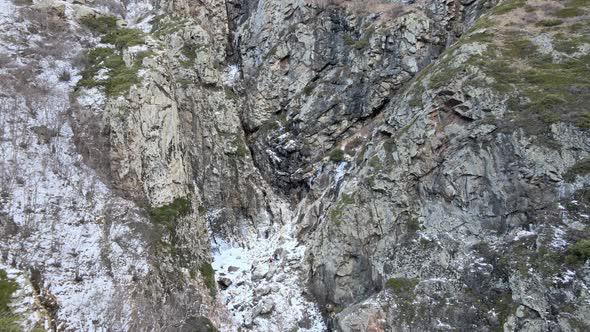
left=0, top=0, right=214, bottom=329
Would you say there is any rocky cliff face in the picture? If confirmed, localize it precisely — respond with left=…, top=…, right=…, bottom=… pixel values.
left=240, top=0, right=499, bottom=195
left=0, top=0, right=228, bottom=330
left=295, top=1, right=590, bottom=331
left=0, top=0, right=589, bottom=331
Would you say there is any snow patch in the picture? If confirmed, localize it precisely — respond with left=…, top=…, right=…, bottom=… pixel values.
left=334, top=161, right=347, bottom=184
left=553, top=269, right=576, bottom=285
left=125, top=1, right=154, bottom=32
left=513, top=230, right=536, bottom=241
left=551, top=226, right=568, bottom=249
left=222, top=64, right=240, bottom=85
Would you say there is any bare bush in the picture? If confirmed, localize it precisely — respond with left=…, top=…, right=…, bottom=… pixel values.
left=58, top=69, right=71, bottom=82
left=17, top=10, right=71, bottom=60
left=0, top=64, right=53, bottom=117
left=20, top=7, right=69, bottom=38
left=23, top=40, right=69, bottom=60
left=71, top=51, right=90, bottom=70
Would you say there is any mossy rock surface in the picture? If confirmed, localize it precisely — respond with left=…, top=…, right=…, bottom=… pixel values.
left=179, top=316, right=218, bottom=332
left=423, top=0, right=590, bottom=136
left=385, top=277, right=418, bottom=293
left=328, top=193, right=355, bottom=226
left=564, top=158, right=590, bottom=182
left=149, top=198, right=191, bottom=226
left=329, top=149, right=345, bottom=162
left=199, top=263, right=216, bottom=297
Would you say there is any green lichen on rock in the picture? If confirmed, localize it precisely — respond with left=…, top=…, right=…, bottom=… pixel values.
left=406, top=217, right=421, bottom=234
left=368, top=155, right=383, bottom=171
left=181, top=43, right=204, bottom=65
left=197, top=205, right=207, bottom=216
left=385, top=277, right=420, bottom=323
left=408, top=97, right=423, bottom=108
left=224, top=87, right=237, bottom=99
left=232, top=135, right=249, bottom=157
left=302, top=83, right=315, bottom=96
left=489, top=292, right=516, bottom=332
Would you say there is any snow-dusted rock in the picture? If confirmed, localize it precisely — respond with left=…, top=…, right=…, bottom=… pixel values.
left=253, top=298, right=274, bottom=317
left=255, top=285, right=271, bottom=297
left=251, top=265, right=269, bottom=281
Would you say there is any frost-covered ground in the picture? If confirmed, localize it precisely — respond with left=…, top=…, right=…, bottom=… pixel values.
left=0, top=0, right=13, bottom=26
left=211, top=221, right=326, bottom=331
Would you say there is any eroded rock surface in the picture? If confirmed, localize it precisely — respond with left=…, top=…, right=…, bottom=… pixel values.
left=1, top=0, right=590, bottom=331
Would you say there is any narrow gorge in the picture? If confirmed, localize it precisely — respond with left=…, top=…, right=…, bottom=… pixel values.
left=0, top=0, right=590, bottom=331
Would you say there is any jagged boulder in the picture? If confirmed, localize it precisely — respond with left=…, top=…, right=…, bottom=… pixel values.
left=252, top=299, right=274, bottom=318
left=217, top=277, right=232, bottom=289
left=251, top=265, right=269, bottom=281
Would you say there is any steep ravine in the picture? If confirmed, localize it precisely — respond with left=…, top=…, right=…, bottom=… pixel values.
left=1, top=0, right=590, bottom=331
